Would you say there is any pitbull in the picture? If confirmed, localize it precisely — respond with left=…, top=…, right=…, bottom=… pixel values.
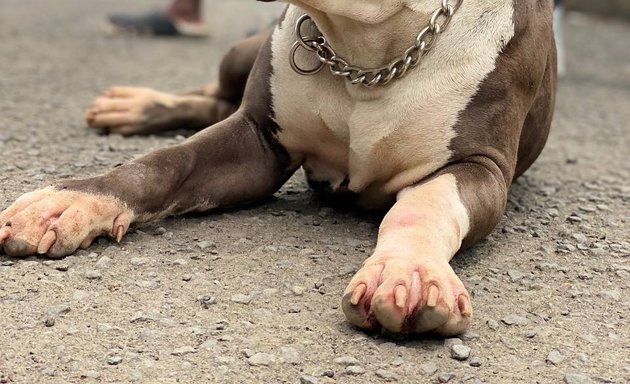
left=0, top=0, right=555, bottom=336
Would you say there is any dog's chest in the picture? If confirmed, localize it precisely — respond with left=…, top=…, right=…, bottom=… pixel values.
left=269, top=3, right=515, bottom=207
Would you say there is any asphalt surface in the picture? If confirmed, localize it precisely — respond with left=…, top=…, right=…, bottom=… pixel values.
left=0, top=1, right=628, bottom=383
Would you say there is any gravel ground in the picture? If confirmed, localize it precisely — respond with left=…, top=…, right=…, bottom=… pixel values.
left=0, top=1, right=628, bottom=383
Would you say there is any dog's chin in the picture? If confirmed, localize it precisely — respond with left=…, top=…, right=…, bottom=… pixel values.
left=259, top=0, right=405, bottom=24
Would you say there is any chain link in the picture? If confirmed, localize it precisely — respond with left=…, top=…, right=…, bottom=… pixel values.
left=289, top=0, right=463, bottom=87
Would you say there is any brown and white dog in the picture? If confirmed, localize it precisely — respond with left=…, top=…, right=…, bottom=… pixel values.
left=0, top=0, right=555, bottom=336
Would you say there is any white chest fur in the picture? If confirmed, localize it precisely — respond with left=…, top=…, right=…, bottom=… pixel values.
left=270, top=1, right=515, bottom=206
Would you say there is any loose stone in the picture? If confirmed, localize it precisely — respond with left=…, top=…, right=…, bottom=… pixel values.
left=231, top=294, right=253, bottom=305
left=444, top=338, right=463, bottom=349
left=501, top=314, right=529, bottom=326
left=292, top=285, right=307, bottom=296
left=44, top=317, right=55, bottom=327
left=47, top=304, right=71, bottom=317
left=84, top=269, right=102, bottom=280
left=438, top=372, right=456, bottom=383
left=197, top=295, right=217, bottom=308
left=375, top=369, right=398, bottom=381
left=248, top=352, right=276, bottom=366
left=130, top=257, right=148, bottom=266
left=547, top=350, right=565, bottom=365
left=469, top=357, right=482, bottom=367
left=96, top=256, right=112, bottom=269
left=564, top=373, right=594, bottom=384
left=171, top=346, right=197, bottom=356
left=345, top=366, right=365, bottom=375
left=450, top=345, right=471, bottom=361
left=300, top=376, right=320, bottom=384
left=107, top=355, right=123, bottom=365
left=333, top=356, right=360, bottom=366
left=197, top=240, right=216, bottom=250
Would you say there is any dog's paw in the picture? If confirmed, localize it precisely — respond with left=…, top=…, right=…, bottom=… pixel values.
left=85, top=86, right=180, bottom=136
left=342, top=255, right=472, bottom=336
left=0, top=187, right=132, bottom=258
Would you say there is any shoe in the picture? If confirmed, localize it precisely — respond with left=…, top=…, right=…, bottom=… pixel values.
left=106, top=10, right=208, bottom=37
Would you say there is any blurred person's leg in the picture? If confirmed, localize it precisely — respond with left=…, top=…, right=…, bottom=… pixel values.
left=108, top=0, right=207, bottom=37
left=553, top=0, right=566, bottom=77
left=86, top=29, right=271, bottom=135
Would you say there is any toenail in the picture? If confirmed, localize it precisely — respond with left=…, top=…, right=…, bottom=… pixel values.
left=426, top=285, right=440, bottom=307
left=394, top=285, right=407, bottom=310
left=351, top=284, right=367, bottom=305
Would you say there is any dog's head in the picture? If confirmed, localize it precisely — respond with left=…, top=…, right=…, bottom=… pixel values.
left=257, top=0, right=406, bottom=23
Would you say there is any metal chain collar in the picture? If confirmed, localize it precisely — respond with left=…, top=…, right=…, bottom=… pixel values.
left=289, top=0, right=463, bottom=87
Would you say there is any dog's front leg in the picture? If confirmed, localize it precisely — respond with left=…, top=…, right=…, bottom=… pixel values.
left=342, top=158, right=508, bottom=335
left=0, top=110, right=293, bottom=258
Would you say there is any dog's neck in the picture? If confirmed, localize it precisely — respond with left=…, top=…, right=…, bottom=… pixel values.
left=289, top=0, right=438, bottom=68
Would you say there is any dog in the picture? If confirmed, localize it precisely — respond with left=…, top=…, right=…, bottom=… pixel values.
left=0, top=0, right=556, bottom=336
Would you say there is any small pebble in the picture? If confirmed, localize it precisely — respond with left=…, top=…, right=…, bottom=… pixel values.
left=197, top=295, right=217, bottom=308
left=564, top=373, right=594, bottom=384
left=375, top=369, right=398, bottom=381
left=390, top=357, right=405, bottom=367
left=171, top=346, right=197, bottom=356
left=248, top=352, right=276, bottom=366
left=469, top=357, right=482, bottom=367
left=547, top=350, right=565, bottom=365
left=47, top=304, right=71, bottom=317
left=292, top=285, right=307, bottom=296
left=130, top=257, right=148, bottom=266
left=508, top=270, right=526, bottom=282
left=84, top=269, right=102, bottom=280
left=153, top=227, right=167, bottom=235
left=96, top=256, right=112, bottom=269
left=438, top=372, right=456, bottom=383
left=197, top=240, right=216, bottom=250
left=460, top=331, right=480, bottom=341
left=444, top=338, right=463, bottom=349
left=524, top=330, right=538, bottom=339
left=450, top=344, right=471, bottom=361
left=106, top=355, right=123, bottom=365
left=345, top=365, right=365, bottom=375
left=44, top=317, right=55, bottom=327
left=300, top=376, right=319, bottom=384
left=334, top=356, right=360, bottom=366
left=501, top=314, right=529, bottom=326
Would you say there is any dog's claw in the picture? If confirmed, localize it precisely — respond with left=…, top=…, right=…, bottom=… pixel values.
left=115, top=225, right=124, bottom=243
left=426, top=285, right=439, bottom=308
left=351, top=283, right=367, bottom=306
left=394, top=285, right=407, bottom=310
left=37, top=230, right=57, bottom=254
left=458, top=294, right=472, bottom=316
left=0, top=227, right=10, bottom=244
